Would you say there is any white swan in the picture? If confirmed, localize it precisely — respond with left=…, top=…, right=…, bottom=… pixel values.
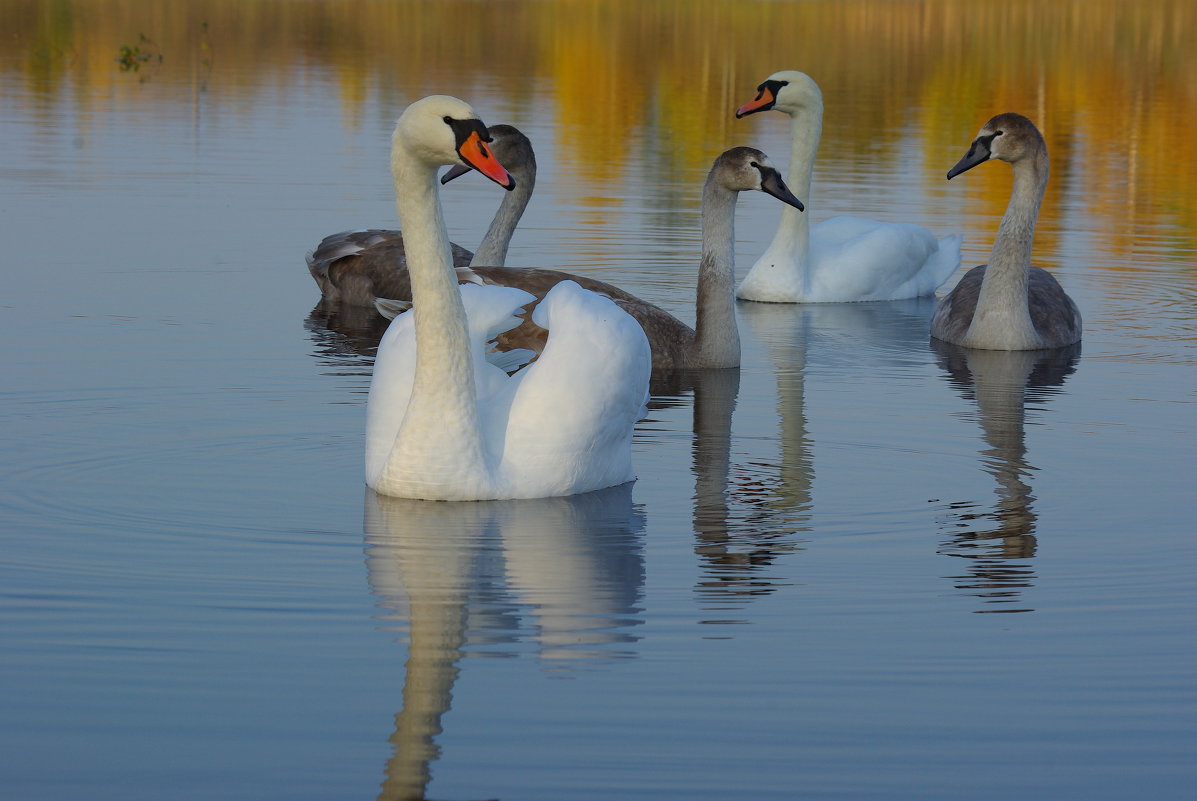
left=365, top=96, right=651, bottom=501
left=733, top=69, right=962, bottom=303
left=307, top=124, right=536, bottom=307
left=378, top=147, right=806, bottom=371
left=931, top=113, right=1082, bottom=350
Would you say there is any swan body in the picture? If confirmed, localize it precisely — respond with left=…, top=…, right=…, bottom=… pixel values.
left=377, top=147, right=806, bottom=371
left=931, top=113, right=1081, bottom=350
left=734, top=69, right=962, bottom=303
left=366, top=96, right=651, bottom=501
left=308, top=124, right=536, bottom=307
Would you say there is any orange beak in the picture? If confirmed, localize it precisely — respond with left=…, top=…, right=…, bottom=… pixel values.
left=457, top=131, right=514, bottom=190
left=735, top=85, right=777, bottom=119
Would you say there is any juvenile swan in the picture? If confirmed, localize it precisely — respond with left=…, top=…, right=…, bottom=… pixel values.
left=365, top=96, right=651, bottom=501
left=308, top=124, right=536, bottom=307
left=930, top=113, right=1082, bottom=350
left=734, top=70, right=962, bottom=303
left=379, top=147, right=806, bottom=371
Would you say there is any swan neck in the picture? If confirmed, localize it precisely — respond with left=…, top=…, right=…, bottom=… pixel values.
left=785, top=104, right=820, bottom=203
left=965, top=150, right=1048, bottom=348
left=693, top=179, right=740, bottom=367
left=470, top=169, right=534, bottom=267
left=773, top=107, right=819, bottom=258
left=740, top=104, right=819, bottom=297
left=390, top=148, right=484, bottom=447
left=987, top=151, right=1046, bottom=280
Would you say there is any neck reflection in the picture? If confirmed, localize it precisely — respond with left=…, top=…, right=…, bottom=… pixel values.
left=362, top=485, right=646, bottom=800
left=932, top=340, right=1080, bottom=612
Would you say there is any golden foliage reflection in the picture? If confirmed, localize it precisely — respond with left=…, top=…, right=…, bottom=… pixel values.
left=2, top=0, right=1193, bottom=245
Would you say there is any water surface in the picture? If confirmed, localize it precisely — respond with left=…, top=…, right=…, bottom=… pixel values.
left=1, top=2, right=1194, bottom=799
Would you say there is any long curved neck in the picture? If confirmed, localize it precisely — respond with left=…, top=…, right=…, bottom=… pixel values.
left=772, top=105, right=820, bottom=259
left=967, top=148, right=1048, bottom=348
left=469, top=169, right=534, bottom=267
left=389, top=145, right=487, bottom=473
left=692, top=178, right=741, bottom=368
left=742, top=103, right=821, bottom=298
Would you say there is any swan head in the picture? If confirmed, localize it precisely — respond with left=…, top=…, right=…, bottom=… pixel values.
left=392, top=95, right=515, bottom=190
left=735, top=70, right=823, bottom=118
left=715, top=147, right=805, bottom=211
left=947, top=112, right=1045, bottom=179
left=440, top=123, right=536, bottom=189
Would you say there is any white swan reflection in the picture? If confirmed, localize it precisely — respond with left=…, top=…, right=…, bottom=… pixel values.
left=932, top=340, right=1080, bottom=612
left=361, top=485, right=645, bottom=800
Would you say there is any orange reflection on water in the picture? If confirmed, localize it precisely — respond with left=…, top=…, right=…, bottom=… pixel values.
left=2, top=0, right=1193, bottom=252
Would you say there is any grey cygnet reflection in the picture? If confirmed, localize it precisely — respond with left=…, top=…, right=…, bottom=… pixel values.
left=689, top=298, right=936, bottom=613
left=932, top=340, right=1080, bottom=612
left=361, top=485, right=645, bottom=801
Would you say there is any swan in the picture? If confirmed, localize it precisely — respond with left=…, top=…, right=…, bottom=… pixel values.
left=365, top=95, right=651, bottom=501
left=733, top=69, right=962, bottom=303
left=377, top=146, right=806, bottom=370
left=307, top=124, right=536, bottom=307
left=930, top=113, right=1082, bottom=350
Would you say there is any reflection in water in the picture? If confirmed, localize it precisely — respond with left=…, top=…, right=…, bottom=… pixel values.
left=688, top=299, right=938, bottom=614
left=738, top=297, right=938, bottom=507
left=362, top=485, right=645, bottom=800
left=932, top=340, right=1080, bottom=613
left=304, top=300, right=387, bottom=371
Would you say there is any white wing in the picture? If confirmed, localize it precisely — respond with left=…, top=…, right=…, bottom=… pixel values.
left=489, top=280, right=652, bottom=495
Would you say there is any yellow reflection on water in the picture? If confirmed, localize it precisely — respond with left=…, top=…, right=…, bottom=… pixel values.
left=3, top=0, right=1193, bottom=249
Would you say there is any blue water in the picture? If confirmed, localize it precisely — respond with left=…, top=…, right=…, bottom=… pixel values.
left=2, top=58, right=1195, bottom=801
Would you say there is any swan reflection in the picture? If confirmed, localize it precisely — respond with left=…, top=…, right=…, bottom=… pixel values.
left=361, top=485, right=645, bottom=800
left=687, top=298, right=936, bottom=613
left=932, top=340, right=1080, bottom=612
left=305, top=299, right=388, bottom=366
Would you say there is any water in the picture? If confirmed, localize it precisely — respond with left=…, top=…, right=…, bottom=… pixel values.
left=2, top=2, right=1195, bottom=799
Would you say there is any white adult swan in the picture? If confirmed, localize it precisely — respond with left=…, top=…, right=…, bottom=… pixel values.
left=308, top=124, right=536, bottom=307
left=365, top=96, right=651, bottom=501
left=733, top=69, right=962, bottom=303
left=931, top=113, right=1082, bottom=350
left=377, top=147, right=806, bottom=371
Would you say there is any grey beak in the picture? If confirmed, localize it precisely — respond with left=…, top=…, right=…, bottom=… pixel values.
left=947, top=136, right=993, bottom=179
left=759, top=166, right=805, bottom=212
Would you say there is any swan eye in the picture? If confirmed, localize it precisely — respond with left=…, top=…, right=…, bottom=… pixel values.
left=995, top=130, right=1004, bottom=136
left=442, top=116, right=452, bottom=124
left=750, top=161, right=760, bottom=169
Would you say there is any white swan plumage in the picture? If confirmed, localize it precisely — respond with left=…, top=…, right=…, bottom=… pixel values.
left=931, top=112, right=1082, bottom=350
left=364, top=95, right=651, bottom=501
left=734, top=69, right=962, bottom=303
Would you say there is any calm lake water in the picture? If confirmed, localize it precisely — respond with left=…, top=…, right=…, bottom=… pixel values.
left=1, top=2, right=1194, bottom=799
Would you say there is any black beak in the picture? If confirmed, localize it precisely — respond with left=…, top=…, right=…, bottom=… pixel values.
left=947, top=133, right=995, bottom=179
left=758, top=166, right=804, bottom=212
